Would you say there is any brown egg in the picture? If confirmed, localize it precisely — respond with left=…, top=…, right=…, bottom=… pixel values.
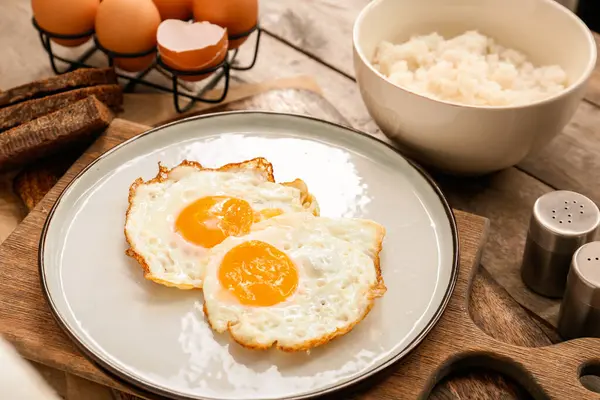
left=158, top=20, right=228, bottom=82
left=31, top=0, right=99, bottom=47
left=152, top=0, right=193, bottom=21
left=95, top=0, right=161, bottom=72
left=192, top=0, right=258, bottom=49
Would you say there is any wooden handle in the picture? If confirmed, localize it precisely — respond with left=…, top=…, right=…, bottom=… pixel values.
left=482, top=336, right=600, bottom=399
left=429, top=267, right=555, bottom=399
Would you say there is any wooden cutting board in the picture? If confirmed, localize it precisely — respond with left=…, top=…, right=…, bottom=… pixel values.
left=0, top=87, right=596, bottom=399
left=0, top=116, right=489, bottom=400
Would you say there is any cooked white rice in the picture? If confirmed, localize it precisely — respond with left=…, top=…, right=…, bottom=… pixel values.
left=372, top=30, right=568, bottom=106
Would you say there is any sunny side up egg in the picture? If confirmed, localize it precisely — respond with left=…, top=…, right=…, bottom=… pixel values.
left=201, top=212, right=386, bottom=351
left=124, top=158, right=319, bottom=289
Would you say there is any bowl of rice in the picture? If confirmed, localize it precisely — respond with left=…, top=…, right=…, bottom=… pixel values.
left=353, top=0, right=596, bottom=175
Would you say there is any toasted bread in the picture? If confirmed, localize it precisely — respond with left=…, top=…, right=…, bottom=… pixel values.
left=0, top=96, right=113, bottom=172
left=0, top=84, right=122, bottom=133
left=0, top=68, right=118, bottom=108
left=13, top=147, right=83, bottom=210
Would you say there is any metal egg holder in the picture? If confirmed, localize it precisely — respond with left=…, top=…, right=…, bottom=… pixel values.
left=32, top=17, right=261, bottom=113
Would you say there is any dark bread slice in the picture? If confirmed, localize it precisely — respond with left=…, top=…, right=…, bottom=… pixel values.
left=13, top=146, right=84, bottom=211
left=0, top=96, right=113, bottom=172
left=0, top=67, right=118, bottom=108
left=0, top=84, right=122, bottom=133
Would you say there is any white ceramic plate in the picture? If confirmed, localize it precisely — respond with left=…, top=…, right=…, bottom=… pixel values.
left=40, top=112, right=458, bottom=400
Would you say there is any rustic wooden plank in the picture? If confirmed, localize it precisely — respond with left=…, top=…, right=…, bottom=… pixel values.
left=435, top=169, right=559, bottom=325
left=120, top=76, right=323, bottom=127
left=259, top=0, right=365, bottom=78
left=234, top=32, right=382, bottom=136
left=0, top=171, right=26, bottom=243
left=519, top=100, right=600, bottom=206
left=469, top=267, right=557, bottom=346
left=260, top=0, right=600, bottom=105
left=429, top=373, right=529, bottom=400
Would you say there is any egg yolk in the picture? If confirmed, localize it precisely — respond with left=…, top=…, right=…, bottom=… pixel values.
left=175, top=196, right=254, bottom=248
left=219, top=240, right=298, bottom=307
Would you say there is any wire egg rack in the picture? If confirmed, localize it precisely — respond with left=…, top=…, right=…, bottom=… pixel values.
left=32, top=18, right=261, bottom=113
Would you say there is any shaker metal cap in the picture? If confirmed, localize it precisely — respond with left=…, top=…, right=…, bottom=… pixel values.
left=522, top=190, right=600, bottom=298
left=571, top=241, right=600, bottom=305
left=530, top=191, right=600, bottom=251
left=558, top=241, right=600, bottom=340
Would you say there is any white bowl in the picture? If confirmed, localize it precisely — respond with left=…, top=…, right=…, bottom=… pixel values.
left=353, top=0, right=596, bottom=175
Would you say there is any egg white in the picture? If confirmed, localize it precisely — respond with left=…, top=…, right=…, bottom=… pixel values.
left=125, top=162, right=317, bottom=289
left=202, top=213, right=386, bottom=351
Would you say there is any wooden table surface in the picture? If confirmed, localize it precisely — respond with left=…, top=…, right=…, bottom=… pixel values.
left=2, top=0, right=600, bottom=399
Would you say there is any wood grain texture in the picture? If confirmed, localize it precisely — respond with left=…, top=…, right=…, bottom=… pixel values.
left=435, top=170, right=560, bottom=326
left=0, top=171, right=26, bottom=243
left=468, top=267, right=555, bottom=347
left=259, top=0, right=365, bottom=78
left=583, top=37, right=600, bottom=107
left=231, top=32, right=382, bottom=136
left=120, top=76, right=323, bottom=127
left=518, top=100, right=600, bottom=206
left=260, top=0, right=600, bottom=106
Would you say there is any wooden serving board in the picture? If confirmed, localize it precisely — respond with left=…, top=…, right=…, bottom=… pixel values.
left=0, top=115, right=488, bottom=400
left=0, top=88, right=596, bottom=400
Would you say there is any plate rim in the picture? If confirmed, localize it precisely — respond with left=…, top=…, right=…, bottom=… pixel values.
left=38, top=110, right=459, bottom=400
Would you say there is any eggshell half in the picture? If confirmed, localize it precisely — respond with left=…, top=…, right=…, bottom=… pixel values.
left=158, top=20, right=228, bottom=81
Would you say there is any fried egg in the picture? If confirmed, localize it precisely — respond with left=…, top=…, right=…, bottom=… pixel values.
left=124, top=158, right=319, bottom=289
left=202, top=212, right=386, bottom=351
